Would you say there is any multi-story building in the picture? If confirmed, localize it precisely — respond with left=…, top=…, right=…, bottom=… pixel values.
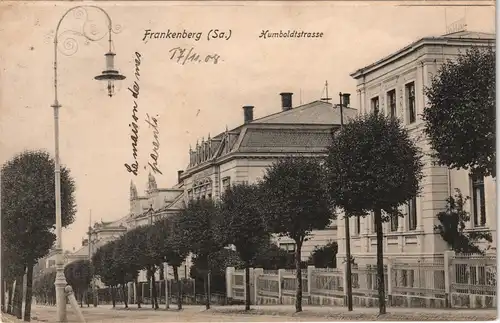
left=336, top=30, right=496, bottom=266
left=128, top=92, right=357, bottom=260
left=71, top=90, right=356, bottom=289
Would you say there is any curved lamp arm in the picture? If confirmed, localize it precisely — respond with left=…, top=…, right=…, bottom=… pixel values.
left=52, top=5, right=124, bottom=103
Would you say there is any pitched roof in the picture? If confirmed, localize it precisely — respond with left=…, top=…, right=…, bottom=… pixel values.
left=350, top=30, right=495, bottom=78
left=252, top=101, right=357, bottom=125
left=238, top=128, right=332, bottom=153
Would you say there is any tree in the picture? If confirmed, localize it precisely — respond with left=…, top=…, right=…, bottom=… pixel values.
left=116, top=226, right=151, bottom=308
left=178, top=199, right=225, bottom=309
left=92, top=241, right=121, bottom=308
left=142, top=224, right=165, bottom=309
left=251, top=241, right=295, bottom=270
left=435, top=189, right=493, bottom=255
left=64, top=260, right=92, bottom=307
left=156, top=215, right=190, bottom=310
left=422, top=46, right=495, bottom=178
left=1, top=150, right=77, bottom=321
left=260, top=157, right=332, bottom=312
left=32, top=270, right=56, bottom=306
left=218, top=183, right=270, bottom=310
left=325, top=113, right=423, bottom=315
left=308, top=242, right=338, bottom=268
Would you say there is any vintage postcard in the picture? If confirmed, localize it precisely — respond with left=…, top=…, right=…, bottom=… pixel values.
left=0, top=0, right=496, bottom=322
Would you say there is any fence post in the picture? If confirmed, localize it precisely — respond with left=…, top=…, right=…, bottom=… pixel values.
left=444, top=250, right=455, bottom=308
left=253, top=268, right=263, bottom=305
left=133, top=281, right=137, bottom=304
left=342, top=259, right=348, bottom=307
left=307, top=266, right=314, bottom=304
left=127, top=282, right=133, bottom=305
left=226, top=267, right=235, bottom=300
left=278, top=269, right=285, bottom=305
left=387, top=257, right=393, bottom=306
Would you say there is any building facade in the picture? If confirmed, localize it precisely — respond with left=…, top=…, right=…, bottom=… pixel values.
left=336, top=30, right=496, bottom=266
left=71, top=91, right=355, bottom=285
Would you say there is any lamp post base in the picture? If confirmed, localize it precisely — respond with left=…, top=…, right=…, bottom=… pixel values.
left=55, top=267, right=67, bottom=322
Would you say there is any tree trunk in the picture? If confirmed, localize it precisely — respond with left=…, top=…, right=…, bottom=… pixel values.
left=374, top=208, right=386, bottom=315
left=14, top=270, right=25, bottom=319
left=134, top=277, right=141, bottom=308
left=111, top=286, right=116, bottom=308
left=7, top=282, right=13, bottom=314
left=150, top=267, right=158, bottom=310
left=294, top=240, right=303, bottom=313
left=79, top=290, right=83, bottom=307
left=173, top=266, right=182, bottom=310
left=1, top=279, right=5, bottom=313
left=122, top=284, right=128, bottom=308
left=204, top=272, right=210, bottom=310
left=23, top=265, right=34, bottom=321
left=244, top=264, right=251, bottom=311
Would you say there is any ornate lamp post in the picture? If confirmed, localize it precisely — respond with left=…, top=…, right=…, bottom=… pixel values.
left=51, top=6, right=125, bottom=322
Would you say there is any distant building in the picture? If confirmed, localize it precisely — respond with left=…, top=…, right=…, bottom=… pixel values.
left=338, top=30, right=496, bottom=266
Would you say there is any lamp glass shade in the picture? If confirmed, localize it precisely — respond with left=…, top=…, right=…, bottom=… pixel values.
left=94, top=52, right=126, bottom=97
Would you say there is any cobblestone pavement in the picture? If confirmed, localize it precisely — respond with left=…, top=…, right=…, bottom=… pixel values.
left=1, top=304, right=497, bottom=322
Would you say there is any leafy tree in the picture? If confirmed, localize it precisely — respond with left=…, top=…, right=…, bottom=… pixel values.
left=178, top=199, right=225, bottom=309
left=190, top=247, right=244, bottom=295
left=308, top=242, right=338, bottom=268
left=114, top=228, right=145, bottom=308
left=325, top=113, right=423, bottom=314
left=156, top=215, right=190, bottom=310
left=251, top=241, right=295, bottom=270
left=1, top=150, right=77, bottom=321
left=435, top=189, right=493, bottom=255
left=218, top=183, right=270, bottom=310
left=260, top=157, right=332, bottom=312
left=422, top=46, right=495, bottom=178
left=142, top=224, right=165, bottom=309
left=64, top=260, right=92, bottom=307
left=32, top=270, right=56, bottom=306
left=92, top=241, right=121, bottom=308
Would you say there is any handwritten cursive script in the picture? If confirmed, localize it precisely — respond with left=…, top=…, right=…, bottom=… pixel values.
left=146, top=114, right=162, bottom=175
left=169, top=47, right=221, bottom=65
left=124, top=52, right=142, bottom=176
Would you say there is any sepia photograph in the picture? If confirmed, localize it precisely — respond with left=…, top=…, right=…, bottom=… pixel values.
left=0, top=0, right=496, bottom=322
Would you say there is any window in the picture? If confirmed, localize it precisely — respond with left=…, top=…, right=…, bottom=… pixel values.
left=387, top=90, right=396, bottom=118
left=407, top=197, right=417, bottom=231
left=48, top=260, right=55, bottom=268
left=390, top=214, right=399, bottom=232
left=406, top=82, right=416, bottom=123
left=355, top=216, right=361, bottom=235
left=471, top=174, right=486, bottom=227
left=371, top=96, right=380, bottom=114
left=222, top=177, right=231, bottom=192
left=279, top=243, right=296, bottom=254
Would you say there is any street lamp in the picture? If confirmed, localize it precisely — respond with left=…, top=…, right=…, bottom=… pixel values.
left=52, top=5, right=125, bottom=322
left=337, top=92, right=353, bottom=311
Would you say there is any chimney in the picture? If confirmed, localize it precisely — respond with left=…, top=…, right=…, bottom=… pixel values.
left=177, top=170, right=184, bottom=184
left=280, top=92, right=293, bottom=111
left=242, top=106, right=254, bottom=124
left=342, top=93, right=351, bottom=108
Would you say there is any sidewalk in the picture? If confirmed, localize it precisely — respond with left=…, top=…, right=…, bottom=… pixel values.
left=3, top=304, right=497, bottom=322
left=206, top=304, right=498, bottom=321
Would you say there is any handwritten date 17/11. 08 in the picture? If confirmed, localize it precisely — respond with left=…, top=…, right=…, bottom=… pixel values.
left=169, top=47, right=221, bottom=65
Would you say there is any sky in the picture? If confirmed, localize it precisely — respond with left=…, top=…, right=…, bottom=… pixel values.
left=0, top=0, right=495, bottom=252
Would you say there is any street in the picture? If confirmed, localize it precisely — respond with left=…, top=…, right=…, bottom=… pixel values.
left=1, top=304, right=497, bottom=322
